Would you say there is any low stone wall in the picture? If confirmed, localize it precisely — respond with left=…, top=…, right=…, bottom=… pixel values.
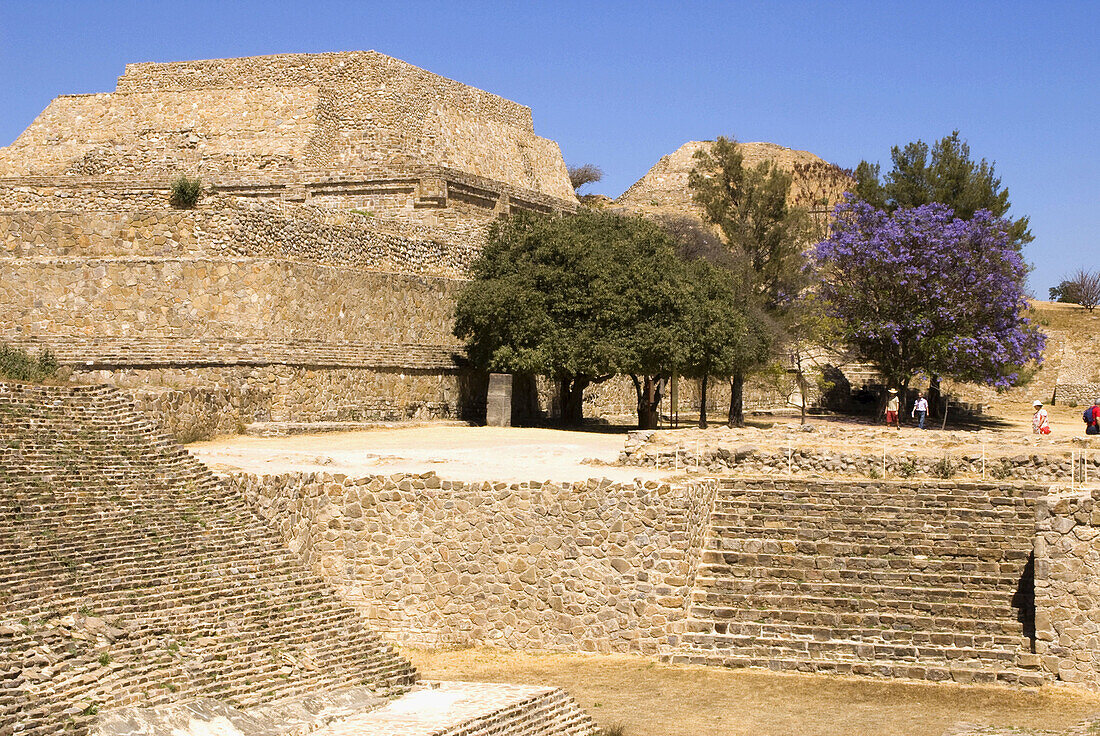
left=84, top=365, right=486, bottom=442
left=1055, top=383, right=1100, bottom=407
left=1034, top=488, right=1100, bottom=687
left=620, top=430, right=1100, bottom=482
left=230, top=472, right=719, bottom=654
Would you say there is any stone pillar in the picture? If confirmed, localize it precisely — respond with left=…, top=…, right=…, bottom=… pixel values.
left=486, top=373, right=512, bottom=427
left=1034, top=489, right=1100, bottom=687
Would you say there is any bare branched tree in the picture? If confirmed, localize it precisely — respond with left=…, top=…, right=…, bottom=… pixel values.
left=567, top=163, right=603, bottom=192
left=1067, top=268, right=1100, bottom=312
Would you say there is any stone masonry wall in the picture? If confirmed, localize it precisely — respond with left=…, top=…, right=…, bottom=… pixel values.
left=89, top=365, right=485, bottom=441
left=1034, top=489, right=1100, bottom=687
left=1055, top=383, right=1100, bottom=407
left=230, top=472, right=719, bottom=654
left=0, top=382, right=419, bottom=736
left=0, top=198, right=482, bottom=275
left=2, top=51, right=576, bottom=201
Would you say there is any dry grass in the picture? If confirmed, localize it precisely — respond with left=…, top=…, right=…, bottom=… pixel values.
left=404, top=648, right=1100, bottom=736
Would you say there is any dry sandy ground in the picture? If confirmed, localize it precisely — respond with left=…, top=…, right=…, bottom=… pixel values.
left=189, top=425, right=670, bottom=483
left=405, top=648, right=1100, bottom=736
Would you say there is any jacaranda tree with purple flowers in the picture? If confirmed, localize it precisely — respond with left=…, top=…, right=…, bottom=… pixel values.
left=813, top=198, right=1045, bottom=399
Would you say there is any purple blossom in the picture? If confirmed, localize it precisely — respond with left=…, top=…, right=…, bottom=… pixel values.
left=813, top=197, right=1046, bottom=388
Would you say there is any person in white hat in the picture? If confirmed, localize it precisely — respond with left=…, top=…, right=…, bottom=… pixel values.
left=1032, top=400, right=1050, bottom=435
left=885, top=388, right=900, bottom=430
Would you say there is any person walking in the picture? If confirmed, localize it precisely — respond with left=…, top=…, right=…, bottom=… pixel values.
left=1085, top=398, right=1100, bottom=436
left=1032, top=400, right=1051, bottom=435
left=885, top=388, right=900, bottom=430
left=912, top=392, right=929, bottom=430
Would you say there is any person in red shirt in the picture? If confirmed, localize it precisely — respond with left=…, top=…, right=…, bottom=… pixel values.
left=1086, top=398, right=1100, bottom=436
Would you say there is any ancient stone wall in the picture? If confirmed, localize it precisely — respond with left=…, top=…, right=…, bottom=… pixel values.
left=231, top=472, right=719, bottom=654
left=2, top=51, right=576, bottom=202
left=1034, top=489, right=1100, bottom=688
left=1054, top=383, right=1100, bottom=407
left=620, top=430, right=1100, bottom=482
left=0, top=381, right=419, bottom=736
left=95, top=365, right=484, bottom=439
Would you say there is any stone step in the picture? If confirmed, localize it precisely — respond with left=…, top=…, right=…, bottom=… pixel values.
left=695, top=562, right=1027, bottom=591
left=662, top=650, right=1048, bottom=687
left=687, top=590, right=1022, bottom=625
left=675, top=631, right=1036, bottom=670
left=690, top=577, right=1020, bottom=608
left=700, top=550, right=1029, bottom=580
left=704, top=522, right=1032, bottom=549
left=705, top=537, right=1032, bottom=562
left=686, top=601, right=1025, bottom=636
left=681, top=618, right=1031, bottom=651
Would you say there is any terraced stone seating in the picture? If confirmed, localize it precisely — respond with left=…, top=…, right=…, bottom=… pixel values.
left=667, top=478, right=1048, bottom=685
left=0, top=382, right=419, bottom=734
left=0, top=382, right=597, bottom=736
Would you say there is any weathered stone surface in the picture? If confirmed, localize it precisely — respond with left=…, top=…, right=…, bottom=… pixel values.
left=1034, top=490, right=1100, bottom=690
left=230, top=472, right=719, bottom=655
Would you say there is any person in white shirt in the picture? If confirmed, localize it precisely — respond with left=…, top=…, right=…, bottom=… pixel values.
left=1032, top=400, right=1050, bottom=435
left=912, top=392, right=929, bottom=429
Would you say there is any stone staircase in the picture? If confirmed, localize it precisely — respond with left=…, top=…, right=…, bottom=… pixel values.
left=667, top=478, right=1048, bottom=685
left=0, top=382, right=418, bottom=735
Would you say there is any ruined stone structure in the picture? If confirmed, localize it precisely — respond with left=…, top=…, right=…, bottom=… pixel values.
left=0, top=381, right=597, bottom=736
left=230, top=472, right=718, bottom=653
left=230, top=461, right=1100, bottom=689
left=616, top=139, right=853, bottom=224
left=0, top=52, right=577, bottom=438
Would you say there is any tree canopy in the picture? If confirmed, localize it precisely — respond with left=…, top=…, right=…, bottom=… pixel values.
left=688, top=137, right=815, bottom=311
left=813, top=198, right=1045, bottom=393
left=456, top=209, right=743, bottom=427
left=852, top=131, right=1031, bottom=247
left=687, top=136, right=814, bottom=426
left=566, top=163, right=603, bottom=192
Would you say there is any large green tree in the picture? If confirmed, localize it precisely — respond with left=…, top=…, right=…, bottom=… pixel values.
left=454, top=210, right=693, bottom=428
left=678, top=260, right=771, bottom=427
left=853, top=130, right=1032, bottom=247
left=688, top=136, right=815, bottom=426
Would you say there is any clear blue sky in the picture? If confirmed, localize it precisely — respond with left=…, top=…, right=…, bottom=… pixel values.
left=2, top=1, right=1096, bottom=295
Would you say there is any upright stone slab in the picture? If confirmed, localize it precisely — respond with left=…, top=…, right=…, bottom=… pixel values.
left=486, top=373, right=512, bottom=426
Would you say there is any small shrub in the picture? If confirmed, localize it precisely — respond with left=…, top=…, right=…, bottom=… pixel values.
left=98, top=653, right=110, bottom=667
left=990, top=459, right=1014, bottom=480
left=930, top=456, right=956, bottom=479
left=602, top=725, right=626, bottom=736
left=0, top=344, right=59, bottom=383
left=895, top=458, right=918, bottom=478
left=867, top=464, right=881, bottom=479
left=1066, top=398, right=1078, bottom=408
left=170, top=175, right=203, bottom=208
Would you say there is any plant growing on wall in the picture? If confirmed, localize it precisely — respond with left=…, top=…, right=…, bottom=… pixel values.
left=169, top=175, right=203, bottom=209
left=0, top=344, right=59, bottom=383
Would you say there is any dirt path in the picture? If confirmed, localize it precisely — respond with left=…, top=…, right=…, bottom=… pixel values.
left=405, top=648, right=1100, bottom=736
left=189, top=425, right=671, bottom=483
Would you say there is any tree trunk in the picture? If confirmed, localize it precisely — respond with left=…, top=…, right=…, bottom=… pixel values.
left=699, top=375, right=709, bottom=429
left=928, top=375, right=942, bottom=418
left=557, top=377, right=587, bottom=427
left=638, top=375, right=659, bottom=429
left=728, top=372, right=745, bottom=428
